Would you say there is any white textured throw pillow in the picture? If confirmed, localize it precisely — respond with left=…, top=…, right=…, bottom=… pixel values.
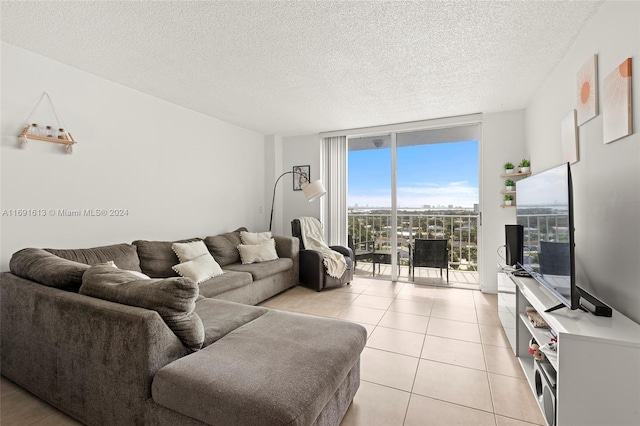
left=238, top=238, right=279, bottom=264
left=172, top=240, right=209, bottom=263
left=172, top=253, right=224, bottom=284
left=240, top=231, right=273, bottom=245
left=171, top=241, right=224, bottom=284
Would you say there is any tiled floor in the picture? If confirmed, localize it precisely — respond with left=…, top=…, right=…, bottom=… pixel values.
left=1, top=277, right=545, bottom=426
left=261, top=278, right=545, bottom=426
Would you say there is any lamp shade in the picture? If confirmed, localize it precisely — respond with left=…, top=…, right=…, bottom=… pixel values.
left=302, top=180, right=326, bottom=202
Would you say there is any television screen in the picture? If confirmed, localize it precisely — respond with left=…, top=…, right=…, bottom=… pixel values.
left=516, top=163, right=580, bottom=311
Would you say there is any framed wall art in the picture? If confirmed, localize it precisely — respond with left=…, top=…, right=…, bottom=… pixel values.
left=561, top=110, right=579, bottom=164
left=603, top=58, right=633, bottom=144
left=292, top=165, right=310, bottom=191
left=576, top=54, right=598, bottom=125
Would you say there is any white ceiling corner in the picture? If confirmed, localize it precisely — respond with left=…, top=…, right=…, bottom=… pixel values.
left=1, top=1, right=604, bottom=137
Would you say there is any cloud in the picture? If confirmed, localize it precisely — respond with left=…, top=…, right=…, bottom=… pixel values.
left=350, top=181, right=478, bottom=208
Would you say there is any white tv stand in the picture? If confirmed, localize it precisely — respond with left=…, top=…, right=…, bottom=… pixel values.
left=503, top=273, right=640, bottom=426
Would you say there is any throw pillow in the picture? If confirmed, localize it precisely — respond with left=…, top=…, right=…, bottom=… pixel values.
left=80, top=263, right=204, bottom=352
left=172, top=253, right=224, bottom=284
left=237, top=238, right=279, bottom=265
left=171, top=240, right=224, bottom=284
left=240, top=231, right=272, bottom=245
left=171, top=240, right=210, bottom=263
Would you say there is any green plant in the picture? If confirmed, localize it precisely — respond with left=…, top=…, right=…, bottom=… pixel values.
left=504, top=162, right=515, bottom=170
left=504, top=194, right=514, bottom=201
left=519, top=159, right=530, bottom=167
left=505, top=179, right=515, bottom=187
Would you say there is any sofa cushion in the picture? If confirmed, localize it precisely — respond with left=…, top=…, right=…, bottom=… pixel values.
left=132, top=238, right=200, bottom=278
left=9, top=248, right=90, bottom=291
left=152, top=311, right=367, bottom=426
left=80, top=263, right=204, bottom=352
left=238, top=238, right=279, bottom=264
left=194, top=298, right=268, bottom=346
left=223, top=258, right=293, bottom=281
left=45, top=243, right=141, bottom=272
left=197, top=270, right=253, bottom=298
left=203, top=227, right=247, bottom=266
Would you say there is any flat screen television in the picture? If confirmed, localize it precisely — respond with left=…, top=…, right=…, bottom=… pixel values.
left=516, top=163, right=580, bottom=311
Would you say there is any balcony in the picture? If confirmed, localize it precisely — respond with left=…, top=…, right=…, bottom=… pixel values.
left=349, top=211, right=479, bottom=288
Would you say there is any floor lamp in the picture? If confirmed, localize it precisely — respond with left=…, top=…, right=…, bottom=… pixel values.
left=269, top=171, right=326, bottom=231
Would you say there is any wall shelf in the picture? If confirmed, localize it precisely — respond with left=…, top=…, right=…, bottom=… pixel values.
left=500, top=170, right=531, bottom=207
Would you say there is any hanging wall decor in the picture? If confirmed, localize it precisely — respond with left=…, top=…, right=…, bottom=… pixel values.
left=18, top=92, right=78, bottom=154
left=603, top=58, right=633, bottom=144
left=576, top=54, right=598, bottom=126
left=561, top=110, right=579, bottom=164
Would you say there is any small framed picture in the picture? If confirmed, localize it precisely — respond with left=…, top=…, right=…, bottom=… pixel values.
left=293, top=165, right=310, bottom=191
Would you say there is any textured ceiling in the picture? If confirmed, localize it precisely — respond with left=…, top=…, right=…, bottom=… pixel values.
left=1, top=1, right=603, bottom=137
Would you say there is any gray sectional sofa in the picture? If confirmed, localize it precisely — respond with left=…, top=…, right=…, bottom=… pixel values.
left=0, top=228, right=366, bottom=425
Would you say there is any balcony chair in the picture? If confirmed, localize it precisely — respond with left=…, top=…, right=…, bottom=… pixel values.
left=539, top=241, right=571, bottom=276
left=291, top=218, right=354, bottom=291
left=347, top=235, right=374, bottom=268
left=409, top=239, right=449, bottom=283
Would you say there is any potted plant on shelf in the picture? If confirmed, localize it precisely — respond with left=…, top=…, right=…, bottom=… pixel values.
left=504, top=162, right=515, bottom=174
left=519, top=159, right=531, bottom=173
left=505, top=179, right=515, bottom=191
left=504, top=194, right=514, bottom=206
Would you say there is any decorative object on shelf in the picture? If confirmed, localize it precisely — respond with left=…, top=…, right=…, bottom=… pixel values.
left=603, top=57, right=633, bottom=144
left=518, top=159, right=530, bottom=173
left=504, top=162, right=515, bottom=174
left=561, top=109, right=579, bottom=164
left=577, top=54, right=598, bottom=125
left=292, top=165, right=310, bottom=191
left=505, top=179, right=515, bottom=191
left=17, top=92, right=78, bottom=154
left=269, top=169, right=326, bottom=231
left=528, top=337, right=546, bottom=361
left=525, top=307, right=549, bottom=328
left=504, top=194, right=513, bottom=206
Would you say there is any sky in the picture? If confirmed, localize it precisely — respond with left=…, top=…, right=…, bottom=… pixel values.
left=348, top=140, right=478, bottom=209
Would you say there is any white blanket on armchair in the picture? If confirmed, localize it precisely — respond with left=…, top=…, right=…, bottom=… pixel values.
left=299, top=217, right=347, bottom=279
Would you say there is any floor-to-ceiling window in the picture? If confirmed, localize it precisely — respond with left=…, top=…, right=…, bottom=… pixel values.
left=347, top=124, right=480, bottom=287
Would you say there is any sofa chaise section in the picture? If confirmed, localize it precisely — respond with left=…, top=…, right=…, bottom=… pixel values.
left=152, top=310, right=366, bottom=426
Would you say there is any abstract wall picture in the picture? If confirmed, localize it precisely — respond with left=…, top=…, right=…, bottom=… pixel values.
left=576, top=54, right=598, bottom=125
left=603, top=58, right=633, bottom=144
left=561, top=110, right=579, bottom=164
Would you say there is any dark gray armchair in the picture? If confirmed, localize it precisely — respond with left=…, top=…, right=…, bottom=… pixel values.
left=409, top=239, right=449, bottom=282
left=291, top=219, right=354, bottom=291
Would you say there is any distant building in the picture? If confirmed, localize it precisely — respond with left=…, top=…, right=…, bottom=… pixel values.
left=474, top=204, right=479, bottom=213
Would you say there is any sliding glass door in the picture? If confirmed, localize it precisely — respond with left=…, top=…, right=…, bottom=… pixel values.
left=348, top=125, right=480, bottom=286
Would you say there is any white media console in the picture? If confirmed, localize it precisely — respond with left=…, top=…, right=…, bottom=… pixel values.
left=498, top=269, right=640, bottom=426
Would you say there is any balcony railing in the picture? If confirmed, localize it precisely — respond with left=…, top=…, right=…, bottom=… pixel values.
left=348, top=211, right=479, bottom=271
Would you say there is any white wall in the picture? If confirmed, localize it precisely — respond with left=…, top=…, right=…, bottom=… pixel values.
left=0, top=43, right=266, bottom=270
left=480, top=110, right=527, bottom=293
left=276, top=134, right=323, bottom=236
left=524, top=1, right=640, bottom=323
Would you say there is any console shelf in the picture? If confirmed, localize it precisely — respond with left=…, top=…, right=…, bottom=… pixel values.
left=507, top=274, right=640, bottom=426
